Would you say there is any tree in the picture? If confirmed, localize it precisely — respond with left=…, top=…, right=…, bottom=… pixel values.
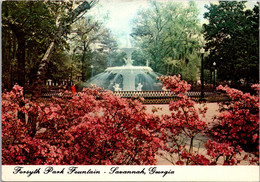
left=69, top=16, right=118, bottom=82
left=2, top=1, right=57, bottom=88
left=45, top=51, right=80, bottom=87
left=181, top=53, right=200, bottom=83
left=29, top=0, right=97, bottom=100
left=2, top=25, right=16, bottom=90
left=203, top=2, right=259, bottom=87
left=2, top=1, right=98, bottom=94
left=131, top=1, right=202, bottom=76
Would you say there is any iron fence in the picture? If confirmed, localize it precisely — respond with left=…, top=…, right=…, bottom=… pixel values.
left=41, top=90, right=229, bottom=104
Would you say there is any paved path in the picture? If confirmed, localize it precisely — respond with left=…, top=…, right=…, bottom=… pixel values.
left=145, top=103, right=219, bottom=123
left=145, top=103, right=219, bottom=129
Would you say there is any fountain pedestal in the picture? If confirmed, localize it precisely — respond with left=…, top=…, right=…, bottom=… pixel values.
left=121, top=69, right=135, bottom=91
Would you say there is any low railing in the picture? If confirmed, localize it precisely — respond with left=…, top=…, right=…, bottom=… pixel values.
left=42, top=90, right=226, bottom=104
left=113, top=91, right=214, bottom=98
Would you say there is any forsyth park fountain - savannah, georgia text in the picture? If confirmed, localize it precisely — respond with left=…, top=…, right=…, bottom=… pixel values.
left=86, top=48, right=163, bottom=91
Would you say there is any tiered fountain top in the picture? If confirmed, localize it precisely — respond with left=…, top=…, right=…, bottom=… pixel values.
left=122, top=48, right=135, bottom=66
left=106, top=47, right=153, bottom=72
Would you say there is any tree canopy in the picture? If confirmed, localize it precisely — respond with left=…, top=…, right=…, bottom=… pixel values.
left=203, top=1, right=259, bottom=86
left=2, top=1, right=57, bottom=89
left=2, top=1, right=259, bottom=93
left=2, top=0, right=98, bottom=95
left=69, top=16, right=117, bottom=82
left=131, top=1, right=202, bottom=79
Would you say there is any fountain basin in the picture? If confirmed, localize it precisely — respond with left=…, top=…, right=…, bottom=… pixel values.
left=87, top=65, right=162, bottom=91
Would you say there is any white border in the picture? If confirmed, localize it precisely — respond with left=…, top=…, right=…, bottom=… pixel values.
left=2, top=165, right=260, bottom=181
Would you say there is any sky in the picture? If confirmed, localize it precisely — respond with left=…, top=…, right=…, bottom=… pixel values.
left=87, top=0, right=258, bottom=47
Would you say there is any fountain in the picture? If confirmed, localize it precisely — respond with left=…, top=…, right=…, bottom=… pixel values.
left=86, top=47, right=162, bottom=91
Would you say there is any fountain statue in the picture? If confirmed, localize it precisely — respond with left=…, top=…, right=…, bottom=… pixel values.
left=113, top=83, right=122, bottom=91
left=136, top=83, right=143, bottom=91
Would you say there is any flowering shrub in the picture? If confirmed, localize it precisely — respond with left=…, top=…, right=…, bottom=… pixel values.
left=158, top=75, right=208, bottom=165
left=62, top=88, right=163, bottom=165
left=2, top=79, right=259, bottom=165
left=2, top=86, right=163, bottom=165
left=209, top=84, right=259, bottom=158
left=1, top=85, right=58, bottom=164
left=203, top=140, right=243, bottom=165
left=158, top=75, right=259, bottom=165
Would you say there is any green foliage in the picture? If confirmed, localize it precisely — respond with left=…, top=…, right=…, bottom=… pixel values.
left=1, top=1, right=78, bottom=89
left=132, top=50, right=147, bottom=66
left=2, top=1, right=57, bottom=88
left=1, top=0, right=103, bottom=93
left=107, top=52, right=126, bottom=67
left=131, top=1, right=202, bottom=76
left=203, top=2, right=259, bottom=86
left=46, top=52, right=80, bottom=84
left=181, top=54, right=200, bottom=83
left=69, top=16, right=119, bottom=82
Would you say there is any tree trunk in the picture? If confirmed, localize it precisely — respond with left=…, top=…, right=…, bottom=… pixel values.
left=31, top=0, right=96, bottom=100
left=81, top=45, right=87, bottom=82
left=9, top=24, right=26, bottom=87
left=16, top=34, right=26, bottom=87
left=31, top=41, right=55, bottom=100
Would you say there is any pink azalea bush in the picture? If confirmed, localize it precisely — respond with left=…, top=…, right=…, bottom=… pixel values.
left=2, top=77, right=259, bottom=165
left=209, top=84, right=259, bottom=163
left=2, top=86, right=163, bottom=165
left=158, top=75, right=259, bottom=165
left=158, top=75, right=208, bottom=165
